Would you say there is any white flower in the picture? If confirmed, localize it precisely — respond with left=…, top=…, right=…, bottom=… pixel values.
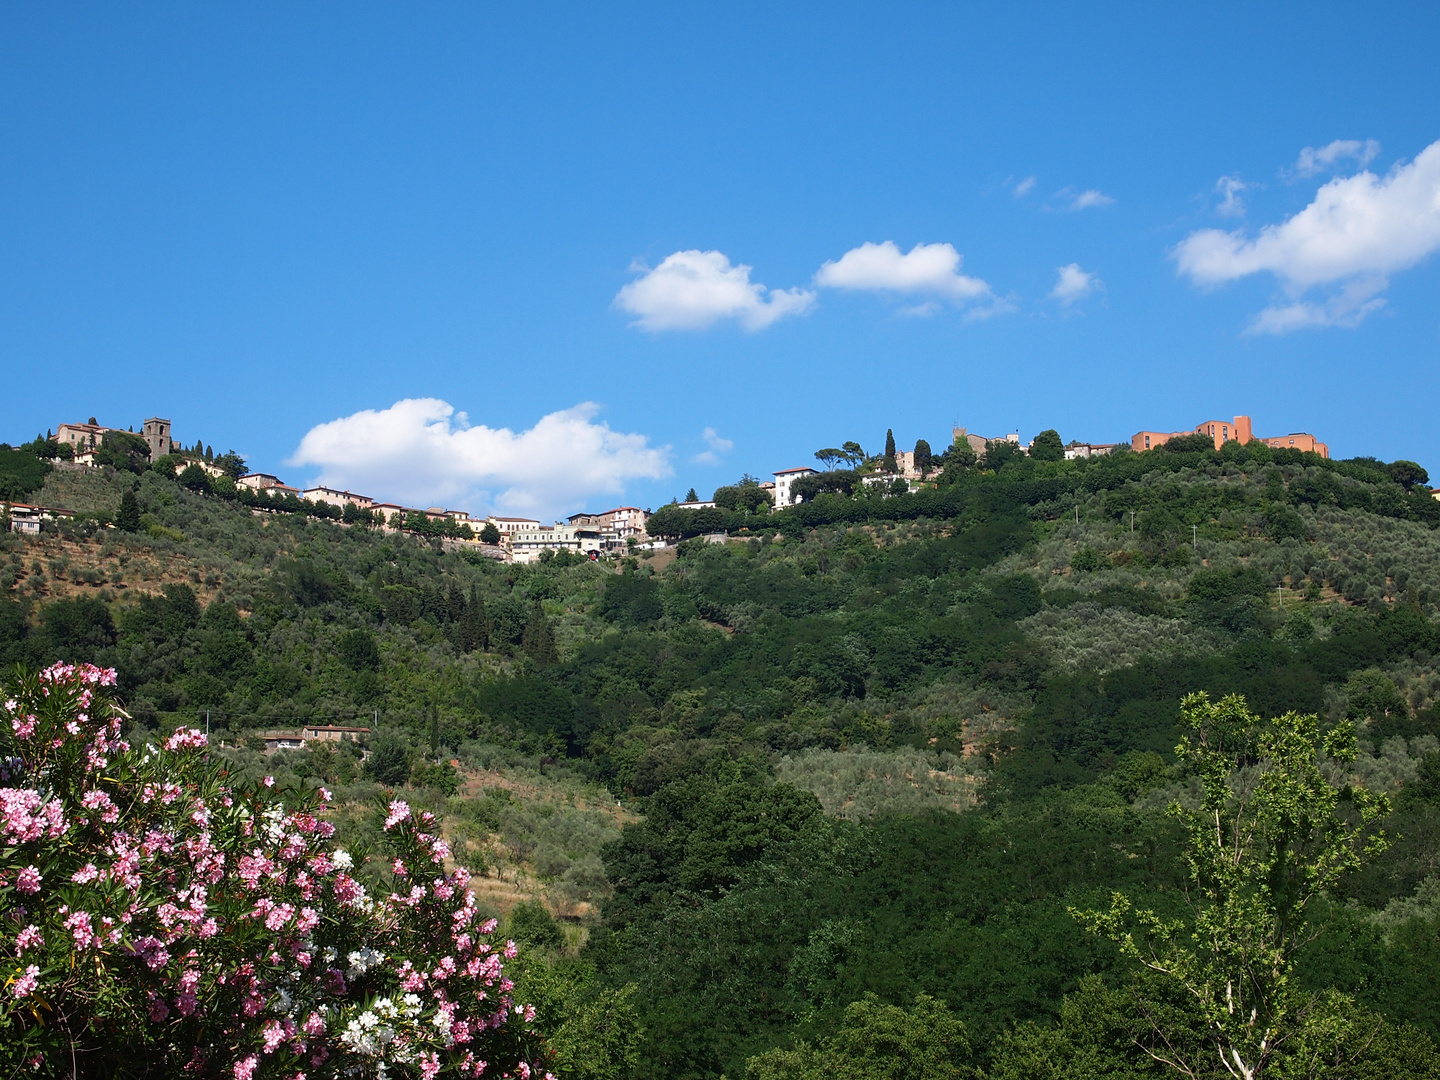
left=332, top=849, right=354, bottom=870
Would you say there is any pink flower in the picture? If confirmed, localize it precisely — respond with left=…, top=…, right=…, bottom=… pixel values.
left=233, top=1055, right=259, bottom=1080
left=11, top=714, right=36, bottom=739
left=264, top=903, right=296, bottom=932
left=295, top=907, right=319, bottom=934
left=11, top=964, right=39, bottom=999
left=392, top=859, right=407, bottom=876
left=64, top=911, right=98, bottom=950
left=384, top=800, right=411, bottom=829
left=147, top=992, right=170, bottom=1021
left=165, top=728, right=209, bottom=751
left=71, top=863, right=100, bottom=884
left=420, top=1052, right=442, bottom=1080
left=16, top=865, right=42, bottom=894
left=262, top=776, right=275, bottom=788
left=261, top=1019, right=286, bottom=1053
left=301, top=1011, right=326, bottom=1037
left=16, top=925, right=43, bottom=953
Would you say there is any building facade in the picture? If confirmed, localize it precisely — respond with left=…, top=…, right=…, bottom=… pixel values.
left=303, top=487, right=374, bottom=510
left=143, top=417, right=172, bottom=461
left=772, top=467, right=819, bottom=508
left=1132, top=415, right=1329, bottom=458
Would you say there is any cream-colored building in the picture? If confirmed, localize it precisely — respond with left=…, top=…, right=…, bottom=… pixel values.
left=304, top=486, right=374, bottom=510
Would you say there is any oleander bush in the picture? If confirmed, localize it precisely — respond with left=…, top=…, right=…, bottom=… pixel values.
left=0, top=662, right=551, bottom=1080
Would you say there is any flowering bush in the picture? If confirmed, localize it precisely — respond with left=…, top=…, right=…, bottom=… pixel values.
left=0, top=662, right=553, bottom=1079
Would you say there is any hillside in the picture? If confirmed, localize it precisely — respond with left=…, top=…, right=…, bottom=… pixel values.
left=5, top=439, right=1440, bottom=1077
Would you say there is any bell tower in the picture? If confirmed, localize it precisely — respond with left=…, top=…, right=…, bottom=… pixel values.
left=143, top=417, right=172, bottom=462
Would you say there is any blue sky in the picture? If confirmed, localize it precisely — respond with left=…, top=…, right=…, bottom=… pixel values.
left=3, top=3, right=1438, bottom=518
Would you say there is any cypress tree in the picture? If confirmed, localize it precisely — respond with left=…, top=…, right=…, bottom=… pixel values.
left=522, top=602, right=557, bottom=666
left=116, top=489, right=141, bottom=532
left=884, top=429, right=898, bottom=473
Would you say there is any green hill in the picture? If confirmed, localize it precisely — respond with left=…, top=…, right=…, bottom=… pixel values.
left=4, top=439, right=1440, bottom=1077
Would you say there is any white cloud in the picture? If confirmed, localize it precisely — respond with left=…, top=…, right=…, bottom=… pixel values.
left=815, top=241, right=993, bottom=300
left=1173, top=138, right=1440, bottom=332
left=1049, top=263, right=1101, bottom=307
left=288, top=398, right=671, bottom=519
left=614, top=250, right=814, bottom=331
left=1049, top=187, right=1114, bottom=211
left=693, top=426, right=734, bottom=466
left=1215, top=175, right=1249, bottom=217
left=1013, top=176, right=1037, bottom=197
left=1287, top=138, right=1380, bottom=179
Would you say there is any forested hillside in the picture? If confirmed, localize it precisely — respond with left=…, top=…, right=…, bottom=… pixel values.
left=5, top=439, right=1440, bottom=1077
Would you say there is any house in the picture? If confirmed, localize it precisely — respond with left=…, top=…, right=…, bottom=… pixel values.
left=567, top=506, right=649, bottom=538
left=675, top=500, right=717, bottom=509
left=301, top=724, right=370, bottom=743
left=1132, top=415, right=1328, bottom=458
left=1064, top=442, right=1119, bottom=460
left=5, top=503, right=72, bottom=535
left=238, top=473, right=284, bottom=492
left=951, top=427, right=1021, bottom=457
left=55, top=421, right=112, bottom=454
left=303, top=487, right=374, bottom=510
left=177, top=460, right=228, bottom=480
left=508, top=523, right=609, bottom=563
left=485, top=516, right=541, bottom=537
left=773, top=467, right=819, bottom=508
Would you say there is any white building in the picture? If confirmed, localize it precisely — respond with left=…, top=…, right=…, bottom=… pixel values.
left=486, top=516, right=541, bottom=537
left=675, top=500, right=716, bottom=509
left=772, top=467, right=819, bottom=508
left=238, top=473, right=284, bottom=491
left=508, top=523, right=610, bottom=563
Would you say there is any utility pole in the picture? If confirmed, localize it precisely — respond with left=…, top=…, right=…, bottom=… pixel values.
left=1192, top=525, right=1198, bottom=551
left=205, top=709, right=210, bottom=738
left=1130, top=510, right=1135, bottom=533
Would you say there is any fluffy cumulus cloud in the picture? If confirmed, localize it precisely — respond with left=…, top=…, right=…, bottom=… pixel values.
left=814, top=241, right=1002, bottom=318
left=1287, top=138, right=1380, bottom=179
left=692, top=427, right=734, bottom=466
left=1173, top=138, right=1440, bottom=333
left=1049, top=263, right=1101, bottom=307
left=614, top=250, right=814, bottom=331
left=289, top=399, right=671, bottom=519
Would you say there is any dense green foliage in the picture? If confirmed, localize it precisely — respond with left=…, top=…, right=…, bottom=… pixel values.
left=7, top=437, right=1440, bottom=1076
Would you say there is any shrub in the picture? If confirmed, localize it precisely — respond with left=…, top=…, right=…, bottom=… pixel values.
left=0, top=663, right=552, bottom=1079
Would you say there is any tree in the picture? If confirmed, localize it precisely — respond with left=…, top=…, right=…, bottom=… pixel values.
left=884, top=429, right=898, bottom=473
left=746, top=994, right=979, bottom=1080
left=337, top=628, right=380, bottom=671
left=177, top=463, right=212, bottom=493
left=523, top=602, right=558, bottom=665
left=1030, top=429, right=1064, bottom=462
left=685, top=487, right=699, bottom=503
left=480, top=522, right=502, bottom=545
left=365, top=729, right=412, bottom=785
left=982, top=440, right=1024, bottom=470
left=815, top=448, right=845, bottom=471
left=214, top=450, right=247, bottom=478
left=1389, top=460, right=1429, bottom=490
left=913, top=438, right=932, bottom=474
left=1073, top=692, right=1391, bottom=1080
left=116, top=488, right=141, bottom=532
left=841, top=440, right=867, bottom=469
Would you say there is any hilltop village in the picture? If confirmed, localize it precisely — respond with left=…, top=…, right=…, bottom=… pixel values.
left=6, top=410, right=1337, bottom=561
